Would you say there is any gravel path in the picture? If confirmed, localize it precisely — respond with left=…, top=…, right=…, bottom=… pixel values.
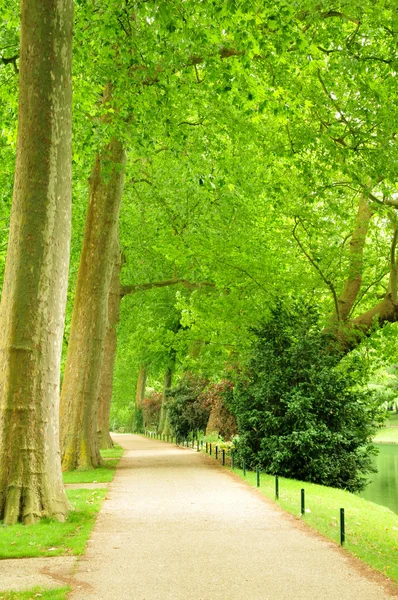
left=68, top=434, right=396, bottom=600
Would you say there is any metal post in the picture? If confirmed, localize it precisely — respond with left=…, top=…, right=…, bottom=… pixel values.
left=340, top=508, right=345, bottom=546
left=301, top=489, right=305, bottom=516
left=256, top=466, right=260, bottom=488
left=201, top=440, right=203, bottom=450
left=275, top=475, right=279, bottom=499
left=206, top=442, right=208, bottom=453
left=231, top=450, right=235, bottom=469
left=222, top=449, right=225, bottom=466
left=215, top=446, right=218, bottom=460
left=210, top=443, right=212, bottom=456
left=243, top=459, right=246, bottom=476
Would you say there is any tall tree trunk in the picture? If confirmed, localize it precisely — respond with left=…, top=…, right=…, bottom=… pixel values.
left=159, top=367, right=173, bottom=435
left=60, top=139, right=126, bottom=471
left=0, top=0, right=73, bottom=524
left=97, top=239, right=122, bottom=449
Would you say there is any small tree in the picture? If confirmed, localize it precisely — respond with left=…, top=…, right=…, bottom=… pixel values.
left=228, top=304, right=385, bottom=492
left=167, top=376, right=209, bottom=440
left=142, top=391, right=162, bottom=430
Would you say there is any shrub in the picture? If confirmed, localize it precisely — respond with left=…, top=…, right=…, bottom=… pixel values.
left=142, top=391, right=162, bottom=429
left=200, top=381, right=237, bottom=440
left=228, top=303, right=385, bottom=492
left=167, top=376, right=210, bottom=440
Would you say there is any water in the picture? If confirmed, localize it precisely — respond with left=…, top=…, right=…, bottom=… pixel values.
left=359, top=444, right=398, bottom=514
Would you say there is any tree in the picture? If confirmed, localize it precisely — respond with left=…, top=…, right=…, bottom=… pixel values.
left=0, top=0, right=73, bottom=524
left=228, top=303, right=385, bottom=492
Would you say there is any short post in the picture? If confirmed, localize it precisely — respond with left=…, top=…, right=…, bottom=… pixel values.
left=210, top=443, right=212, bottom=456
left=215, top=446, right=218, bottom=460
left=196, top=439, right=200, bottom=452
left=242, top=459, right=246, bottom=476
left=275, top=475, right=279, bottom=499
left=340, top=508, right=345, bottom=546
left=206, top=442, right=208, bottom=453
left=301, top=489, right=305, bottom=516
left=222, top=449, right=225, bottom=466
left=201, top=440, right=203, bottom=450
left=231, top=450, right=235, bottom=469
left=256, top=466, right=260, bottom=488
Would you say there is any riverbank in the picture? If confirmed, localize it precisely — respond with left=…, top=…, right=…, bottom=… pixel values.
left=374, top=413, right=398, bottom=444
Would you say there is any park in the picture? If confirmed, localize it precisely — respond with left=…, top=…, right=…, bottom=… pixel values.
left=0, top=0, right=397, bottom=598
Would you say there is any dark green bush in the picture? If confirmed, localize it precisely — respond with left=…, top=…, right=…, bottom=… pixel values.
left=167, top=376, right=210, bottom=440
left=228, top=304, right=384, bottom=492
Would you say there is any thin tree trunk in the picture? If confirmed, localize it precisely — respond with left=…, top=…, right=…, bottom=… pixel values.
left=0, top=0, right=73, bottom=524
left=60, top=139, right=126, bottom=470
left=159, top=367, right=173, bottom=435
left=136, top=364, right=148, bottom=409
left=97, top=238, right=122, bottom=449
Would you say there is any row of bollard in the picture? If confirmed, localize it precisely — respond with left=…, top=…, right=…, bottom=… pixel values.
left=204, top=442, right=346, bottom=547
left=144, top=430, right=346, bottom=547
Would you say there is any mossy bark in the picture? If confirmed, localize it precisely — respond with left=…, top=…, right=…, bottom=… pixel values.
left=0, top=0, right=73, bottom=524
left=159, top=368, right=173, bottom=435
left=97, top=241, right=122, bottom=449
left=60, top=139, right=126, bottom=470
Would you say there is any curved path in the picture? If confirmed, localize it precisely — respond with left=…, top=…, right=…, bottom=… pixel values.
left=68, top=434, right=395, bottom=600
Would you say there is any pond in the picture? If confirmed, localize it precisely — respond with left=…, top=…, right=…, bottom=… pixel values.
left=359, top=444, right=398, bottom=514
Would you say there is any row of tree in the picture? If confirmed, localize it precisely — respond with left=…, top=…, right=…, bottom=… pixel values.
left=0, top=0, right=397, bottom=523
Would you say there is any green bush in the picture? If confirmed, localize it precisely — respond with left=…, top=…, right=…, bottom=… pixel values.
left=167, top=376, right=210, bottom=440
left=228, top=303, right=385, bottom=492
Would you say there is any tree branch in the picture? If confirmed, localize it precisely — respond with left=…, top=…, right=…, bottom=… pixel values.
left=0, top=54, right=18, bottom=73
left=293, top=217, right=340, bottom=321
left=335, top=195, right=372, bottom=321
left=120, top=278, right=215, bottom=297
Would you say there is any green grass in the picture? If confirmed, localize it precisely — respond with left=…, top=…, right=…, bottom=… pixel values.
left=62, top=444, right=123, bottom=484
left=0, top=587, right=69, bottom=600
left=231, top=466, right=398, bottom=582
left=374, top=412, right=398, bottom=444
left=0, top=489, right=106, bottom=559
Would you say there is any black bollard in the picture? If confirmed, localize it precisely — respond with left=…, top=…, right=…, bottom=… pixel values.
left=340, top=508, right=345, bottom=546
left=222, top=449, right=225, bottom=466
left=275, top=475, right=279, bottom=499
left=301, top=489, right=305, bottom=516
left=256, top=466, right=260, bottom=488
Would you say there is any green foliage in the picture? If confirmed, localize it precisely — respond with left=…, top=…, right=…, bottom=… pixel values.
left=228, top=303, right=385, bottom=492
left=142, top=391, right=162, bottom=429
left=0, top=489, right=106, bottom=558
left=167, top=376, right=210, bottom=439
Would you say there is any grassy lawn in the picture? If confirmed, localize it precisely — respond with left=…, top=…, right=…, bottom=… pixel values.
left=374, top=412, right=398, bottom=444
left=0, top=588, right=69, bottom=600
left=0, top=489, right=106, bottom=559
left=231, top=466, right=398, bottom=582
left=62, top=444, right=123, bottom=484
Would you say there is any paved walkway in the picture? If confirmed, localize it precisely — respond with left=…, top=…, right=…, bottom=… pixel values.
left=67, top=434, right=395, bottom=600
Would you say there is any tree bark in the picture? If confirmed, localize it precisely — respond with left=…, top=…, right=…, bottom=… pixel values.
left=97, top=239, right=122, bottom=449
left=0, top=0, right=73, bottom=524
left=335, top=196, right=372, bottom=323
left=60, top=139, right=126, bottom=470
left=159, top=367, right=173, bottom=435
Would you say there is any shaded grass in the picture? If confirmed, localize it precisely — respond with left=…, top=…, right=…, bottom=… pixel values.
left=0, top=587, right=69, bottom=600
left=62, top=444, right=123, bottom=484
left=231, top=466, right=398, bottom=582
left=0, top=489, right=106, bottom=559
